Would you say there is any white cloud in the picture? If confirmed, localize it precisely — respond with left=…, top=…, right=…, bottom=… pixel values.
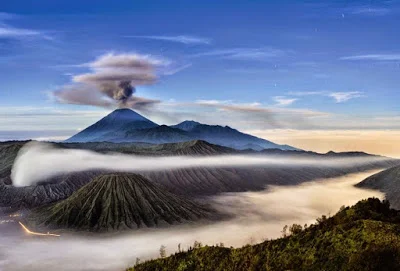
left=195, top=99, right=232, bottom=105
left=273, top=96, right=297, bottom=107
left=192, top=47, right=288, bottom=60
left=0, top=14, right=51, bottom=40
left=329, top=91, right=364, bottom=103
left=340, top=54, right=400, bottom=61
left=162, top=63, right=192, bottom=75
left=125, top=35, right=211, bottom=45
left=351, top=7, right=391, bottom=16
left=0, top=25, right=42, bottom=38
left=289, top=91, right=365, bottom=103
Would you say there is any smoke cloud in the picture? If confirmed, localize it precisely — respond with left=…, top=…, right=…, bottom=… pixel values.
left=54, top=53, right=164, bottom=109
left=11, top=142, right=392, bottom=187
left=0, top=170, right=384, bottom=271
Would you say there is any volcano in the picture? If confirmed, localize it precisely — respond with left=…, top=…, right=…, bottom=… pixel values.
left=65, top=108, right=297, bottom=151
left=29, top=173, right=216, bottom=232
left=65, top=108, right=158, bottom=143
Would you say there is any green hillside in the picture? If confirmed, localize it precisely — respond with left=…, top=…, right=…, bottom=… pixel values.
left=129, top=198, right=400, bottom=271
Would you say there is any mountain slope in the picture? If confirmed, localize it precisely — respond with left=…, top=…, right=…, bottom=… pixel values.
left=172, top=121, right=299, bottom=151
left=0, top=141, right=26, bottom=179
left=65, top=109, right=158, bottom=143
left=65, top=109, right=298, bottom=151
left=130, top=198, right=400, bottom=271
left=29, top=173, right=216, bottom=232
left=0, top=171, right=102, bottom=209
left=171, top=120, right=201, bottom=131
left=103, top=125, right=193, bottom=144
left=188, top=123, right=296, bottom=151
left=356, top=165, right=400, bottom=209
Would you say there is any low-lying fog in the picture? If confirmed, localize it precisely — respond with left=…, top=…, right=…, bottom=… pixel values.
left=0, top=169, right=384, bottom=271
left=12, top=142, right=391, bottom=187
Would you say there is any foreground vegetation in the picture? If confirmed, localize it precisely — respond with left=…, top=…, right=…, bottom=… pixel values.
left=128, top=198, right=400, bottom=271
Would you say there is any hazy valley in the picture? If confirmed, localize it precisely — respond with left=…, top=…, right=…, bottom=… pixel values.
left=0, top=109, right=399, bottom=270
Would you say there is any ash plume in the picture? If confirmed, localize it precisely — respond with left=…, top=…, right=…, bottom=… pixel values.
left=54, top=53, right=164, bottom=109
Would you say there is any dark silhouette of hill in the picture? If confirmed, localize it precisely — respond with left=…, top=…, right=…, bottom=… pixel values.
left=129, top=198, right=400, bottom=271
left=29, top=173, right=216, bottom=232
left=356, top=165, right=400, bottom=209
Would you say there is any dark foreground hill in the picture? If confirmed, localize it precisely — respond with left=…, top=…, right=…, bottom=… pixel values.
left=356, top=165, right=400, bottom=209
left=129, top=198, right=400, bottom=271
left=29, top=173, right=216, bottom=232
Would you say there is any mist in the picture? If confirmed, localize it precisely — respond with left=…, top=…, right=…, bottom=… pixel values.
left=0, top=170, right=384, bottom=271
left=11, top=142, right=392, bottom=187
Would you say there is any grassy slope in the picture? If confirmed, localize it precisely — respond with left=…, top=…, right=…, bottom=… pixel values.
left=129, top=198, right=400, bottom=271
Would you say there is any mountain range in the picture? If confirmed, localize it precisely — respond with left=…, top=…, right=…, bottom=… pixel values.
left=65, top=108, right=297, bottom=151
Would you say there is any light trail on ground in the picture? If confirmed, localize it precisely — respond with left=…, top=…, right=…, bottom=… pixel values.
left=19, top=222, right=61, bottom=237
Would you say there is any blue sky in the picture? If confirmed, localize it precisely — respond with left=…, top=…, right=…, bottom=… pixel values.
left=0, top=0, right=399, bottom=152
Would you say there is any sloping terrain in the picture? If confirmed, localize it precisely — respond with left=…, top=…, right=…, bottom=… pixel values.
left=0, top=141, right=26, bottom=179
left=186, top=123, right=296, bottom=150
left=356, top=165, right=400, bottom=209
left=0, top=171, right=102, bottom=209
left=110, top=125, right=193, bottom=144
left=142, top=160, right=399, bottom=197
left=63, top=140, right=236, bottom=156
left=129, top=198, right=400, bottom=271
left=29, top=173, right=216, bottom=232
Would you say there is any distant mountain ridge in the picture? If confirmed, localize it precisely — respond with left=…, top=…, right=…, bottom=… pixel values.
left=65, top=109, right=298, bottom=151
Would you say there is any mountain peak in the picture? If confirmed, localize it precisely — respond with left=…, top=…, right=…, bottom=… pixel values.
left=65, top=109, right=157, bottom=143
left=171, top=120, right=202, bottom=131
left=107, top=108, right=152, bottom=122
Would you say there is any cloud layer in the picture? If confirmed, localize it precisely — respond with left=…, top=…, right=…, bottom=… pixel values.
left=192, top=47, right=288, bottom=60
left=126, top=35, right=211, bottom=45
left=11, top=142, right=392, bottom=187
left=289, top=91, right=365, bottom=103
left=341, top=54, right=400, bottom=61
